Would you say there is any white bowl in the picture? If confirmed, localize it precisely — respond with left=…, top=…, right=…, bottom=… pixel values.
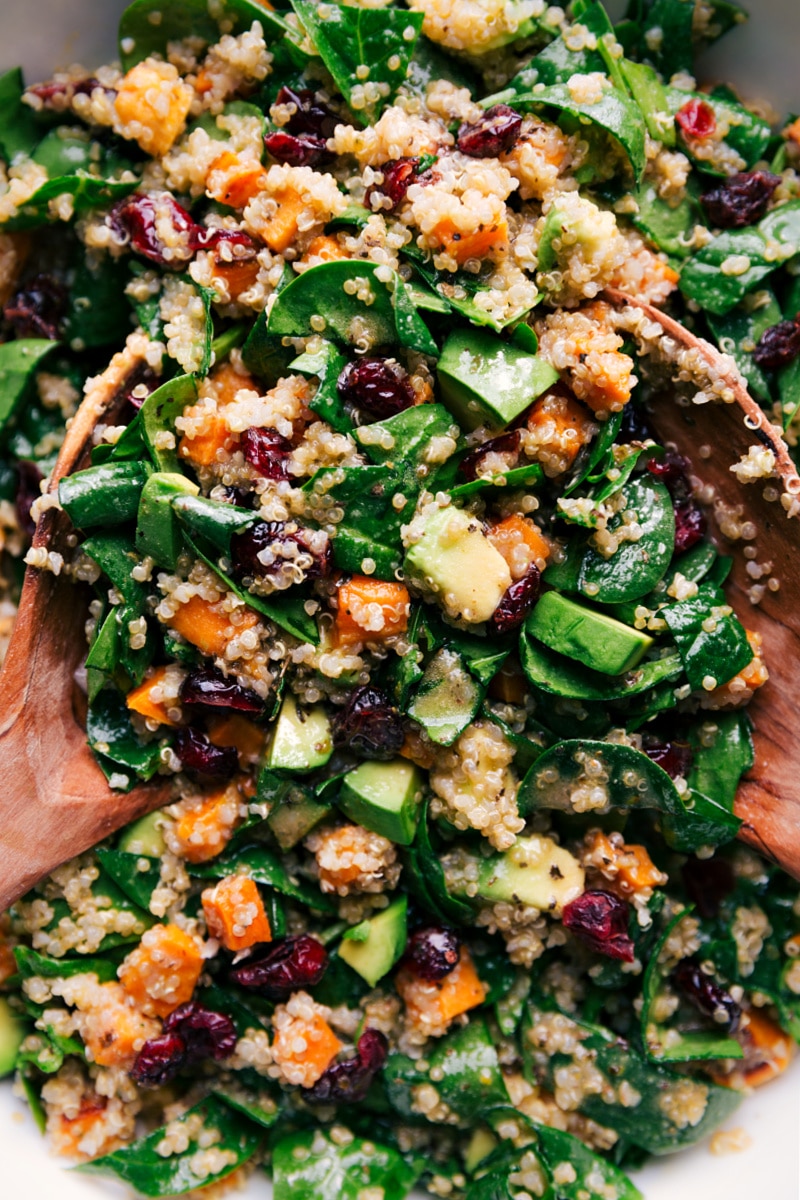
left=1, top=2, right=799, bottom=1198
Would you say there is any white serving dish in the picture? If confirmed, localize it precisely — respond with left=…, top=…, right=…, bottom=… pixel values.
left=1, top=1, right=799, bottom=1197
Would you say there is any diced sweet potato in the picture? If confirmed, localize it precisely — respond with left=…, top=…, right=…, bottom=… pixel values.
left=740, top=1010, right=795, bottom=1087
left=202, top=875, right=272, bottom=951
left=333, top=576, right=410, bottom=646
left=271, top=1004, right=343, bottom=1087
left=399, top=728, right=437, bottom=771
left=207, top=714, right=266, bottom=764
left=206, top=151, right=268, bottom=209
left=214, top=257, right=262, bottom=300
left=113, top=60, right=192, bottom=157
left=487, top=515, right=551, bottom=577
left=80, top=981, right=160, bottom=1067
left=786, top=117, right=800, bottom=147
left=126, top=665, right=179, bottom=727
left=119, top=924, right=204, bottom=1018
left=432, top=217, right=509, bottom=265
left=584, top=830, right=666, bottom=897
left=260, top=186, right=306, bottom=253
left=167, top=594, right=260, bottom=658
left=172, top=784, right=242, bottom=863
left=303, top=234, right=348, bottom=263
left=397, top=947, right=487, bottom=1037
left=178, top=412, right=233, bottom=467
left=525, top=389, right=595, bottom=475
left=47, top=1093, right=121, bottom=1161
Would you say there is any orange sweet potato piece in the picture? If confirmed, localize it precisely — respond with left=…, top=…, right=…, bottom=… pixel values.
left=487, top=515, right=551, bottom=576
left=173, top=784, right=242, bottom=863
left=333, top=576, right=410, bottom=646
left=260, top=187, right=306, bottom=253
left=740, top=1010, right=795, bottom=1087
left=202, top=875, right=272, bottom=951
left=114, top=61, right=192, bottom=157
left=398, top=947, right=487, bottom=1032
left=207, top=714, right=266, bottom=763
left=178, top=413, right=232, bottom=467
left=207, top=151, right=268, bottom=209
left=211, top=361, right=257, bottom=406
left=432, top=217, right=508, bottom=265
left=215, top=257, right=261, bottom=300
left=271, top=1011, right=342, bottom=1082
left=119, top=925, right=204, bottom=1018
left=303, top=234, right=348, bottom=263
left=80, top=981, right=160, bottom=1068
left=587, top=830, right=666, bottom=896
left=126, top=665, right=179, bottom=727
left=168, top=594, right=260, bottom=658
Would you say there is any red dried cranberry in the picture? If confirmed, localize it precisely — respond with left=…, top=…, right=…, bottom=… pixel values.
left=642, top=739, right=693, bottom=779
left=174, top=727, right=238, bottom=778
left=673, top=498, right=706, bottom=553
left=562, top=890, right=635, bottom=962
left=681, top=856, right=735, bottom=918
left=364, top=157, right=432, bottom=212
left=337, top=357, right=415, bottom=420
left=646, top=449, right=691, bottom=489
left=230, top=934, right=328, bottom=997
left=108, top=193, right=203, bottom=266
left=403, top=926, right=461, bottom=981
left=488, top=567, right=541, bottom=635
left=332, top=685, right=405, bottom=761
left=4, top=273, right=66, bottom=340
left=457, top=105, right=522, bottom=158
left=163, top=1001, right=238, bottom=1061
left=702, top=171, right=781, bottom=230
left=180, top=668, right=265, bottom=715
left=231, top=520, right=332, bottom=582
left=753, top=319, right=800, bottom=370
left=305, top=1028, right=388, bottom=1104
left=459, top=431, right=521, bottom=482
left=264, top=130, right=333, bottom=167
left=130, top=1032, right=186, bottom=1087
left=241, top=426, right=292, bottom=480
left=675, top=97, right=717, bottom=140
left=672, top=958, right=741, bottom=1033
left=276, top=86, right=339, bottom=140
left=28, top=76, right=102, bottom=109
left=197, top=228, right=258, bottom=259
left=14, top=460, right=43, bottom=540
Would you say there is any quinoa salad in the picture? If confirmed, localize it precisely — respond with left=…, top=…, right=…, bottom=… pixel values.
left=2, top=0, right=800, bottom=1197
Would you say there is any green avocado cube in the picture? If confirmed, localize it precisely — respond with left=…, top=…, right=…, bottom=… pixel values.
left=338, top=759, right=424, bottom=846
left=338, top=896, right=408, bottom=986
left=266, top=694, right=333, bottom=773
left=527, top=591, right=654, bottom=676
left=437, top=326, right=559, bottom=431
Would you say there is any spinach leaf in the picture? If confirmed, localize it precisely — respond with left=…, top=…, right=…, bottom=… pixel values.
left=172, top=493, right=257, bottom=555
left=14, top=945, right=119, bottom=984
left=59, top=461, right=149, bottom=529
left=519, top=633, right=683, bottom=702
left=109, top=373, right=197, bottom=472
left=2, top=167, right=136, bottom=232
left=575, top=475, right=674, bottom=602
left=0, top=67, right=45, bottom=162
left=63, top=252, right=133, bottom=350
left=403, top=799, right=473, bottom=925
left=404, top=34, right=479, bottom=100
left=407, top=648, right=482, bottom=746
left=661, top=580, right=752, bottom=691
left=273, top=1127, right=418, bottom=1200
left=119, top=0, right=295, bottom=70
left=79, top=1096, right=261, bottom=1197
left=86, top=687, right=165, bottom=787
left=627, top=179, right=702, bottom=257
left=290, top=341, right=350, bottom=432
left=666, top=86, right=771, bottom=173
left=679, top=227, right=782, bottom=314
left=706, top=291, right=782, bottom=399
left=305, top=463, right=405, bottom=578
left=535, top=1124, right=642, bottom=1200
left=292, top=0, right=423, bottom=121
left=385, top=1019, right=508, bottom=1121
left=0, top=339, right=57, bottom=434
left=81, top=532, right=148, bottom=607
left=16, top=1026, right=84, bottom=1075
left=95, top=849, right=160, bottom=911
left=214, top=1087, right=282, bottom=1130
left=661, top=711, right=749, bottom=851
left=267, top=261, right=437, bottom=356
left=188, top=843, right=336, bottom=912
left=638, top=0, right=695, bottom=79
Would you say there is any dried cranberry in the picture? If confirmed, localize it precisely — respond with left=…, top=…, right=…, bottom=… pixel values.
left=231, top=520, right=332, bottom=582
left=337, top=357, right=415, bottom=420
left=642, top=739, right=694, bottom=780
left=163, top=1001, right=238, bottom=1061
left=4, top=273, right=66, bottom=340
left=459, top=431, right=521, bottom=482
left=646, top=449, right=691, bottom=489
left=305, top=1029, right=388, bottom=1104
left=702, top=171, right=781, bottom=230
left=675, top=97, right=717, bottom=140
left=332, top=685, right=405, bottom=761
left=619, top=403, right=654, bottom=443
left=753, top=319, right=800, bottom=370
left=365, top=157, right=433, bottom=212
left=230, top=934, right=329, bottom=998
left=130, top=1032, right=186, bottom=1087
left=174, top=727, right=238, bottom=778
left=457, top=105, right=522, bottom=158
left=108, top=193, right=203, bottom=266
left=275, top=86, right=339, bottom=140
left=681, top=856, right=735, bottom=918
left=14, top=460, right=43, bottom=540
left=180, top=668, right=265, bottom=715
left=198, top=228, right=258, bottom=259
left=488, top=567, right=541, bottom=636
left=673, top=498, right=706, bottom=553
left=672, top=958, right=741, bottom=1033
left=28, top=76, right=102, bottom=109
left=562, top=890, right=635, bottom=962
left=241, top=426, right=292, bottom=480
left=264, top=130, right=333, bottom=167
left=403, top=926, right=460, bottom=981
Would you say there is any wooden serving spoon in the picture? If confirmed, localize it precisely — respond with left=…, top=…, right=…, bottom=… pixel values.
left=0, top=336, right=171, bottom=912
left=604, top=288, right=800, bottom=875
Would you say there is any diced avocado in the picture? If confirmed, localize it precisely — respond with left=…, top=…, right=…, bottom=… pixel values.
left=266, top=693, right=332, bottom=773
left=437, top=327, right=559, bottom=431
left=407, top=648, right=481, bottom=747
left=338, top=896, right=408, bottom=986
left=0, top=997, right=24, bottom=1078
left=267, top=788, right=332, bottom=850
left=135, top=472, right=199, bottom=570
left=527, top=591, right=654, bottom=676
left=118, top=810, right=166, bottom=857
left=449, top=835, right=584, bottom=915
left=464, top=1127, right=498, bottom=1174
left=404, top=505, right=511, bottom=624
left=338, top=760, right=424, bottom=846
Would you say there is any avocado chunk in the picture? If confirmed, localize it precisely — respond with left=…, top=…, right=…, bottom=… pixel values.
left=136, top=472, right=199, bottom=570
left=404, top=505, right=511, bottom=624
left=267, top=787, right=332, bottom=850
left=407, top=648, right=481, bottom=747
left=0, top=997, right=24, bottom=1078
left=527, top=591, right=654, bottom=676
left=338, top=760, right=424, bottom=846
left=118, top=811, right=166, bottom=857
left=266, top=693, right=332, bottom=773
left=447, top=835, right=584, bottom=915
left=338, top=896, right=408, bottom=986
left=438, top=327, right=559, bottom=431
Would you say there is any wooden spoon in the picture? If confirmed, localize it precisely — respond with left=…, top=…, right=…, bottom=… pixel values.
left=0, top=336, right=170, bottom=912
left=604, top=288, right=800, bottom=876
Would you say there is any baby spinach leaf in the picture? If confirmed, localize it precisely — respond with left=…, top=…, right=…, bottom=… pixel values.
left=16, top=1026, right=84, bottom=1075
left=81, top=532, right=148, bottom=608
left=660, top=711, right=751, bottom=854
left=188, top=843, right=336, bottom=912
left=290, top=341, right=350, bottom=432
left=661, top=580, right=752, bottom=691
left=679, top=227, right=781, bottom=314
left=385, top=1019, right=508, bottom=1121
left=59, top=461, right=149, bottom=529
left=95, top=849, right=160, bottom=911
left=86, top=687, right=165, bottom=786
left=637, top=0, right=695, bottom=79
left=140, top=373, right=197, bottom=471
left=214, top=1087, right=282, bottom=1130
left=2, top=168, right=136, bottom=232
left=273, top=1127, right=418, bottom=1200
left=305, top=463, right=405, bottom=578
left=119, top=0, right=295, bottom=70
left=706, top=292, right=782, bottom=399
left=0, top=338, right=57, bottom=433
left=13, top=945, right=118, bottom=984
left=292, top=0, right=423, bottom=121
left=404, top=799, right=473, bottom=925
left=79, top=1096, right=261, bottom=1196
left=0, top=67, right=46, bottom=163
left=666, top=86, right=771, bottom=173
left=172, top=493, right=257, bottom=555
left=63, top=252, right=133, bottom=350
left=535, top=1125, right=643, bottom=1200
left=267, top=261, right=437, bottom=356
left=404, top=34, right=479, bottom=100
left=407, top=648, right=482, bottom=746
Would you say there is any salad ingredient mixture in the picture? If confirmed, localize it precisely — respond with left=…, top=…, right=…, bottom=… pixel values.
left=1, top=0, right=800, bottom=1197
